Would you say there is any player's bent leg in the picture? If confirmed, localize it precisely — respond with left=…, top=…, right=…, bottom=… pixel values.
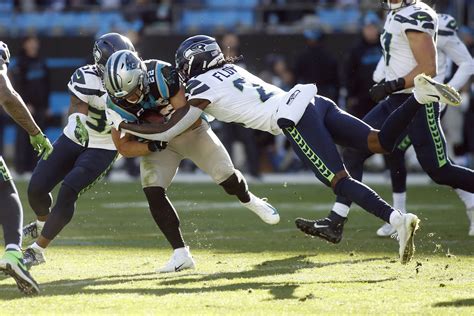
left=25, top=134, right=83, bottom=244
left=180, top=121, right=279, bottom=224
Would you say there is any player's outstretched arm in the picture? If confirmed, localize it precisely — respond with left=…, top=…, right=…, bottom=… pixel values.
left=111, top=99, right=209, bottom=142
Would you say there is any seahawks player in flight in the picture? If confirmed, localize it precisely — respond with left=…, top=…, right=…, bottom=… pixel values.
left=0, top=42, right=53, bottom=294
left=374, top=8, right=474, bottom=237
left=105, top=36, right=461, bottom=264
left=21, top=33, right=134, bottom=268
left=314, top=0, right=474, bottom=243
left=104, top=51, right=279, bottom=272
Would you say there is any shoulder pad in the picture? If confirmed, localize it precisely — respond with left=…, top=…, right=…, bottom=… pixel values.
left=68, top=65, right=105, bottom=100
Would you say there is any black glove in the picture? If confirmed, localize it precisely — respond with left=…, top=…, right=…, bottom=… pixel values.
left=369, top=78, right=405, bottom=103
left=147, top=141, right=168, bottom=152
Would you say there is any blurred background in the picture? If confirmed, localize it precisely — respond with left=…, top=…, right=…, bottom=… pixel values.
left=0, top=0, right=473, bottom=181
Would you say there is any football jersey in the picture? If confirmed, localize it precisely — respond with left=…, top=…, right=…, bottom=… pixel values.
left=185, top=64, right=285, bottom=135
left=67, top=64, right=115, bottom=150
left=107, top=59, right=180, bottom=123
left=381, top=1, right=438, bottom=93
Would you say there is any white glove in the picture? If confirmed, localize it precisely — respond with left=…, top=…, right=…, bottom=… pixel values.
left=106, top=108, right=125, bottom=130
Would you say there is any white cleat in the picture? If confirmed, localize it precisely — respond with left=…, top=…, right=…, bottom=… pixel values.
left=414, top=74, right=461, bottom=106
left=376, top=223, right=397, bottom=237
left=467, top=208, right=474, bottom=236
left=157, top=246, right=195, bottom=273
left=241, top=192, right=280, bottom=225
left=23, top=247, right=46, bottom=269
left=469, top=225, right=474, bottom=237
left=394, top=213, right=420, bottom=264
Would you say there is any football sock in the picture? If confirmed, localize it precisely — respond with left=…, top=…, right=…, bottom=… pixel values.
left=143, top=186, right=185, bottom=249
left=332, top=202, right=350, bottom=218
left=40, top=184, right=78, bottom=240
left=30, top=242, right=45, bottom=252
left=389, top=210, right=404, bottom=228
left=393, top=192, right=407, bottom=213
left=219, top=171, right=251, bottom=203
left=5, top=244, right=21, bottom=252
left=334, top=176, right=394, bottom=223
left=0, top=177, right=23, bottom=247
left=336, top=147, right=369, bottom=208
left=378, top=96, right=422, bottom=152
left=455, top=189, right=474, bottom=209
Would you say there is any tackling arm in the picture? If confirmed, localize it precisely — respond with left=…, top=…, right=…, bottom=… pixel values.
left=111, top=129, right=152, bottom=158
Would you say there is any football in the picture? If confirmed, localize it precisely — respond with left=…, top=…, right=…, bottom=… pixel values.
left=139, top=110, right=166, bottom=124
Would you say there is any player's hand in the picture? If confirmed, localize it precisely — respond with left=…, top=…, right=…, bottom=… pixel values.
left=106, top=108, right=125, bottom=131
left=147, top=141, right=168, bottom=152
left=0, top=41, right=10, bottom=65
left=74, top=115, right=89, bottom=147
left=29, top=133, right=54, bottom=160
left=369, top=78, right=406, bottom=103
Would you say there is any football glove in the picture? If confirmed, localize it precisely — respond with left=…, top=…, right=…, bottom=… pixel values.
left=0, top=41, right=10, bottom=65
left=147, top=141, right=168, bottom=152
left=369, top=78, right=405, bottom=102
left=29, top=133, right=53, bottom=160
left=74, top=115, right=89, bottom=147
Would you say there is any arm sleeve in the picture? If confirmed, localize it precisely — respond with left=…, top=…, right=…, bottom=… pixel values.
left=121, top=106, right=203, bottom=142
left=442, top=35, right=474, bottom=90
left=373, top=56, right=386, bottom=83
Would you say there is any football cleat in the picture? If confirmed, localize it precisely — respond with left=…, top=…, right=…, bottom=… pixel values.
left=23, top=247, right=46, bottom=269
left=467, top=208, right=474, bottom=236
left=393, top=213, right=420, bottom=264
left=22, top=221, right=41, bottom=244
left=0, top=249, right=40, bottom=295
left=241, top=192, right=280, bottom=225
left=376, top=223, right=397, bottom=237
left=413, top=74, right=461, bottom=106
left=158, top=246, right=195, bottom=273
left=295, top=217, right=346, bottom=244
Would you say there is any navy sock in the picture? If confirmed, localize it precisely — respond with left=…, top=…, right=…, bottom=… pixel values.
left=334, top=177, right=394, bottom=223
left=0, top=180, right=22, bottom=246
left=379, top=96, right=422, bottom=152
left=41, top=184, right=78, bottom=240
left=386, top=149, right=407, bottom=193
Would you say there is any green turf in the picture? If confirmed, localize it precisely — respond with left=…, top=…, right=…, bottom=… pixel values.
left=0, top=181, right=473, bottom=314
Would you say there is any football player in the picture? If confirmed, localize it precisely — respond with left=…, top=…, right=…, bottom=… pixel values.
left=311, top=0, right=474, bottom=243
left=21, top=33, right=134, bottom=268
left=0, top=41, right=53, bottom=294
left=104, top=52, right=279, bottom=272
left=375, top=10, right=474, bottom=237
left=105, top=35, right=460, bottom=264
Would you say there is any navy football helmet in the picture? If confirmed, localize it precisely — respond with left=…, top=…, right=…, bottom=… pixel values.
left=93, top=33, right=135, bottom=75
left=380, top=0, right=416, bottom=10
left=175, top=35, right=224, bottom=82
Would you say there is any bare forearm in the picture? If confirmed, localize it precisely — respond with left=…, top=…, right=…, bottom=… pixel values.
left=118, top=140, right=151, bottom=158
left=402, top=63, right=436, bottom=88
left=2, top=89, right=40, bottom=136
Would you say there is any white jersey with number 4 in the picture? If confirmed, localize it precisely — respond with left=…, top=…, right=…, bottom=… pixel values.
left=381, top=1, right=438, bottom=93
left=66, top=65, right=115, bottom=150
left=185, top=64, right=286, bottom=135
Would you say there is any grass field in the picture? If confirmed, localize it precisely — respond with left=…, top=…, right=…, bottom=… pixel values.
left=0, top=180, right=473, bottom=314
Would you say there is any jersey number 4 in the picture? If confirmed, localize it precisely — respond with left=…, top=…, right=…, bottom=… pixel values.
left=233, top=78, right=274, bottom=103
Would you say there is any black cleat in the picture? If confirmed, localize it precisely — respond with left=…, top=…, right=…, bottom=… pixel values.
left=295, top=216, right=346, bottom=244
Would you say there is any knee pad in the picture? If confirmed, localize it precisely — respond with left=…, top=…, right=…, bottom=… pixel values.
left=220, top=170, right=248, bottom=196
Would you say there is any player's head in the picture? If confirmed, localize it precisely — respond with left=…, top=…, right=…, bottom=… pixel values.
left=380, top=0, right=416, bottom=10
left=103, top=50, right=149, bottom=105
left=175, top=35, right=224, bottom=83
left=93, top=33, right=135, bottom=76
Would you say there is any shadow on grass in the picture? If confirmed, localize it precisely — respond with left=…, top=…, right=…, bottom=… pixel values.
left=0, top=255, right=393, bottom=301
left=433, top=298, right=474, bottom=307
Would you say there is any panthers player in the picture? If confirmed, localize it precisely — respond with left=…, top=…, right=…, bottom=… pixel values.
left=310, top=0, right=474, bottom=243
left=105, top=36, right=460, bottom=264
left=0, top=42, right=53, bottom=294
left=104, top=51, right=279, bottom=272
left=376, top=10, right=474, bottom=237
left=21, top=33, right=134, bottom=268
